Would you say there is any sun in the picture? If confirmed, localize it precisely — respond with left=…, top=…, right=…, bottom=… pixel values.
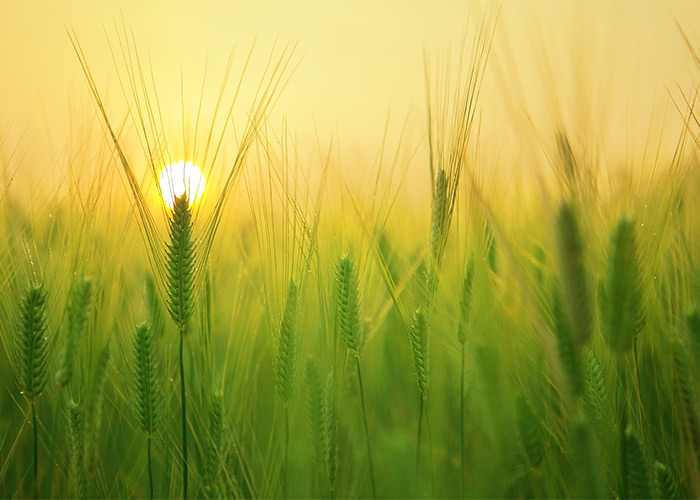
left=159, top=161, right=206, bottom=209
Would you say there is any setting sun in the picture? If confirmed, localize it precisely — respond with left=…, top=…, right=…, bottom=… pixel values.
left=159, top=161, right=206, bottom=209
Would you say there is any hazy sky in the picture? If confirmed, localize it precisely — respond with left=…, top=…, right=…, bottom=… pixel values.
left=1, top=1, right=698, bottom=192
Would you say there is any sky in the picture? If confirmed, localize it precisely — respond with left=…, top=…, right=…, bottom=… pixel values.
left=1, top=1, right=699, bottom=196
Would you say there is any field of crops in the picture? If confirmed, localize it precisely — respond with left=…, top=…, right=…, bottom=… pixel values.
left=2, top=5, right=700, bottom=500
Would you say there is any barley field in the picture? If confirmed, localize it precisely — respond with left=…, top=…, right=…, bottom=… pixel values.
left=2, top=2, right=700, bottom=499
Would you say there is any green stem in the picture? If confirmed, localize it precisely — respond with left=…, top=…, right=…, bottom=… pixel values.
left=356, top=357, right=377, bottom=498
left=284, top=404, right=289, bottom=499
left=44, top=390, right=64, bottom=498
left=180, top=329, right=188, bottom=499
left=415, top=396, right=424, bottom=488
left=460, top=345, right=466, bottom=499
left=32, top=403, right=38, bottom=500
left=148, top=435, right=154, bottom=500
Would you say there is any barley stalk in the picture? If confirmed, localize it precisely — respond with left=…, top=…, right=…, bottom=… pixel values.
left=132, top=321, right=162, bottom=499
left=165, top=193, right=196, bottom=499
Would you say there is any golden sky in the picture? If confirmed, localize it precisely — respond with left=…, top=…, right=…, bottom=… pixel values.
left=1, top=1, right=698, bottom=193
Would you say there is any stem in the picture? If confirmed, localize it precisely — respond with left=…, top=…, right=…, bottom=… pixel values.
left=356, top=357, right=377, bottom=498
left=44, top=390, right=64, bottom=498
left=148, top=435, right=154, bottom=500
left=415, top=396, right=424, bottom=487
left=284, top=404, right=289, bottom=499
left=32, top=404, right=38, bottom=500
left=179, top=329, right=188, bottom=500
left=460, top=345, right=465, bottom=499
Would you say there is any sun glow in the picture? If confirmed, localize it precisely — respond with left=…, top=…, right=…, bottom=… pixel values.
left=159, top=161, right=206, bottom=209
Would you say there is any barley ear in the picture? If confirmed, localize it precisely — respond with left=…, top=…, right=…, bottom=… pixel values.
left=322, top=372, right=338, bottom=491
left=166, top=194, right=196, bottom=333
left=654, top=461, right=678, bottom=499
left=583, top=350, right=609, bottom=437
left=620, top=426, right=652, bottom=500
left=132, top=321, right=162, bottom=436
left=457, top=255, right=475, bottom=345
left=686, top=308, right=700, bottom=367
left=274, top=279, right=299, bottom=401
left=16, top=284, right=49, bottom=403
left=83, top=342, right=110, bottom=484
left=551, top=286, right=584, bottom=396
left=603, top=217, right=644, bottom=353
left=65, top=399, right=86, bottom=499
left=56, top=276, right=93, bottom=389
left=555, top=201, right=592, bottom=346
left=672, top=339, right=700, bottom=453
left=336, top=253, right=363, bottom=357
left=409, top=307, right=429, bottom=400
left=304, top=357, right=323, bottom=467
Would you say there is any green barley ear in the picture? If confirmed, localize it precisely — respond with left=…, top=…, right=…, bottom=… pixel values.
left=603, top=217, right=644, bottom=353
left=516, top=395, right=545, bottom=468
left=322, top=372, right=338, bottom=492
left=583, top=350, right=609, bottom=437
left=672, top=339, right=700, bottom=453
left=204, top=392, right=224, bottom=499
left=166, top=194, right=196, bottom=334
left=132, top=321, right=162, bottom=436
left=335, top=253, right=363, bottom=357
left=304, top=357, right=323, bottom=467
left=409, top=307, right=430, bottom=400
left=457, top=255, right=475, bottom=345
left=555, top=201, right=592, bottom=346
left=16, top=284, right=49, bottom=403
left=686, top=308, right=700, bottom=366
left=653, top=461, right=678, bottom=499
left=570, top=415, right=606, bottom=499
left=430, top=169, right=449, bottom=263
left=84, top=342, right=110, bottom=483
left=621, top=426, right=652, bottom=500
left=551, top=286, right=584, bottom=396
left=274, top=279, right=299, bottom=401
left=57, top=276, right=93, bottom=389
left=65, top=399, right=86, bottom=500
